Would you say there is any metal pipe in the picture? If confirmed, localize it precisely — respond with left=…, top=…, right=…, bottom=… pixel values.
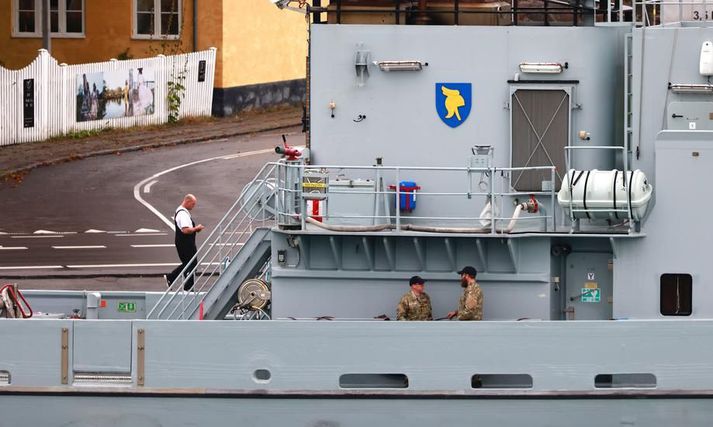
left=42, top=0, right=51, bottom=53
left=306, top=217, right=394, bottom=232
left=193, top=0, right=198, bottom=52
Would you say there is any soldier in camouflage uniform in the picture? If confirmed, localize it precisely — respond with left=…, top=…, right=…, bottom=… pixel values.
left=396, top=276, right=433, bottom=321
left=447, top=266, right=483, bottom=321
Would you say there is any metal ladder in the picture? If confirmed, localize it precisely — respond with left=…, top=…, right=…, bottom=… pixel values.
left=147, top=162, right=278, bottom=320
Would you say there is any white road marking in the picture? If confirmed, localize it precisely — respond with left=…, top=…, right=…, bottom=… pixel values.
left=133, top=147, right=277, bottom=230
left=209, top=243, right=244, bottom=247
left=143, top=179, right=158, bottom=194
left=52, top=245, right=107, bottom=250
left=11, top=235, right=64, bottom=239
left=0, top=246, right=28, bottom=250
left=33, top=230, right=77, bottom=235
left=0, top=265, right=64, bottom=270
left=85, top=229, right=106, bottom=233
left=131, top=244, right=175, bottom=248
left=220, top=148, right=274, bottom=160
left=115, top=233, right=167, bottom=237
left=67, top=263, right=179, bottom=268
left=135, top=228, right=161, bottom=233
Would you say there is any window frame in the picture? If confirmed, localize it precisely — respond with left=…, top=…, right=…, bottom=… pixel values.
left=12, top=0, right=85, bottom=39
left=132, top=0, right=182, bottom=40
left=660, top=273, right=693, bottom=316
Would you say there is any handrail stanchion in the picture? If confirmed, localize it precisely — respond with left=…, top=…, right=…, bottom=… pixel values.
left=395, top=168, right=401, bottom=231
left=551, top=166, right=556, bottom=232
left=489, top=167, right=496, bottom=234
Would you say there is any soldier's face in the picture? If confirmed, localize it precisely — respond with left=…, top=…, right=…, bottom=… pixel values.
left=460, top=274, right=469, bottom=287
left=411, top=283, right=424, bottom=294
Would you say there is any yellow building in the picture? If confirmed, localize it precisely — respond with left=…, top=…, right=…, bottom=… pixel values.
left=0, top=0, right=308, bottom=115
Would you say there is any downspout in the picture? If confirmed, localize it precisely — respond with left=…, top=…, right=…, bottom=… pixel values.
left=42, top=0, right=51, bottom=53
left=193, top=0, right=198, bottom=51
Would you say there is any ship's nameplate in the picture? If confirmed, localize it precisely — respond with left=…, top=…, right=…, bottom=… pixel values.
left=663, top=3, right=713, bottom=23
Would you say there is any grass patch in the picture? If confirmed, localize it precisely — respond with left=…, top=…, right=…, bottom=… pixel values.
left=65, top=128, right=110, bottom=139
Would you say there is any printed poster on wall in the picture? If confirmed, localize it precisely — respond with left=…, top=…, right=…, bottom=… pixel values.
left=76, top=68, right=155, bottom=122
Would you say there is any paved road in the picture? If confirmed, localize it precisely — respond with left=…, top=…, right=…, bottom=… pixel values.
left=0, top=127, right=304, bottom=285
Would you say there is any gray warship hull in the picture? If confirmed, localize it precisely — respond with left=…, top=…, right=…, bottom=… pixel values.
left=4, top=0, right=713, bottom=424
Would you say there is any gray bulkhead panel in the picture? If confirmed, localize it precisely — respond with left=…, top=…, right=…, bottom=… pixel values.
left=271, top=233, right=555, bottom=320
left=614, top=131, right=713, bottom=320
left=310, top=25, right=627, bottom=222
left=4, top=319, right=713, bottom=391
left=630, top=25, right=713, bottom=190
left=73, top=321, right=132, bottom=373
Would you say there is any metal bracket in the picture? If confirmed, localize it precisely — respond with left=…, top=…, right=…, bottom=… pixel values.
left=329, top=236, right=341, bottom=270
left=444, top=238, right=457, bottom=271
left=476, top=239, right=487, bottom=273
left=362, top=237, right=374, bottom=270
left=60, top=327, right=69, bottom=385
left=506, top=239, right=519, bottom=273
left=413, top=238, right=425, bottom=270
left=382, top=237, right=395, bottom=270
left=137, top=328, right=145, bottom=387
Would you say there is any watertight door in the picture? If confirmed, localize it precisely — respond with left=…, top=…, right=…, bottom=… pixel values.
left=564, top=252, right=613, bottom=320
left=511, top=89, right=569, bottom=192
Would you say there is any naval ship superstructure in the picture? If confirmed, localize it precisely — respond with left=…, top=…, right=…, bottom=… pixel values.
left=2, top=0, right=713, bottom=425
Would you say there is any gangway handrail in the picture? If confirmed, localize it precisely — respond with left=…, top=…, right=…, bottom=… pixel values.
left=147, top=162, right=279, bottom=320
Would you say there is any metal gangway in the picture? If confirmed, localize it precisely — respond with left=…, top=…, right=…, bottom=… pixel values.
left=147, top=163, right=278, bottom=320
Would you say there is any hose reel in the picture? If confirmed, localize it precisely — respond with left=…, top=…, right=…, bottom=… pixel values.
left=237, top=279, right=271, bottom=311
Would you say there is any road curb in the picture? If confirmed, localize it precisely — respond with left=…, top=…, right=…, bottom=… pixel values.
left=1, top=121, right=300, bottom=181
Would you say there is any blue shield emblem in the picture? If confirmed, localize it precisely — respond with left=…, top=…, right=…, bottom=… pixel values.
left=435, top=83, right=472, bottom=128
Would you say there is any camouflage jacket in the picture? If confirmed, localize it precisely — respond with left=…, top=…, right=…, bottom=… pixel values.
left=396, top=291, right=433, bottom=321
left=457, top=282, right=483, bottom=320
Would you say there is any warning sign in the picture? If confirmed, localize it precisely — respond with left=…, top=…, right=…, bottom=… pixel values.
left=580, top=288, right=601, bottom=303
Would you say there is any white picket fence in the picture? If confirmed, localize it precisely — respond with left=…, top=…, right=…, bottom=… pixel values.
left=0, top=48, right=216, bottom=146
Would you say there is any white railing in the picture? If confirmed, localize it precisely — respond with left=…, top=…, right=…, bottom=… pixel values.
left=147, top=162, right=278, bottom=320
left=275, top=162, right=559, bottom=234
left=0, top=48, right=216, bottom=147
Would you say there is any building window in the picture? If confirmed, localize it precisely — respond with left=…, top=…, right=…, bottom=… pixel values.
left=13, top=0, right=84, bottom=37
left=134, top=0, right=181, bottom=39
left=18, top=0, right=36, bottom=33
left=660, top=273, right=692, bottom=316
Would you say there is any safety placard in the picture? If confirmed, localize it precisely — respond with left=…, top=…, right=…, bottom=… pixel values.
left=580, top=288, right=601, bottom=303
left=117, top=302, right=136, bottom=313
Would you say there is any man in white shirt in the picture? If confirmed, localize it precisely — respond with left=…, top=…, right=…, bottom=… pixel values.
left=166, top=194, right=205, bottom=290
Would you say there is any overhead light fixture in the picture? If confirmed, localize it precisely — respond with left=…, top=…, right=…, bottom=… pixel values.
left=669, top=83, right=713, bottom=94
left=519, top=62, right=564, bottom=74
left=374, top=60, right=425, bottom=72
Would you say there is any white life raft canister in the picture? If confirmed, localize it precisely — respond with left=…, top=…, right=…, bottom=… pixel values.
left=557, top=169, right=653, bottom=221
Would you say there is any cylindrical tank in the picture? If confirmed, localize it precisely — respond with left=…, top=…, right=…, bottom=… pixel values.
left=557, top=169, right=653, bottom=221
